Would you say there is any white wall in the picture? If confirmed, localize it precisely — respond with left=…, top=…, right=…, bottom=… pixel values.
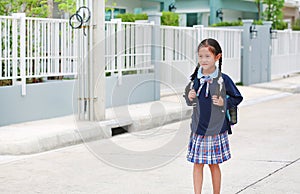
left=141, top=1, right=161, bottom=12
left=223, top=10, right=243, bottom=22
left=106, top=0, right=142, bottom=12
left=179, top=14, right=187, bottom=26
left=202, top=13, right=209, bottom=26
left=105, top=0, right=162, bottom=13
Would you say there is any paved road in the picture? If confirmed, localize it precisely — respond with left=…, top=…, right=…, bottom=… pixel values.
left=0, top=94, right=299, bottom=194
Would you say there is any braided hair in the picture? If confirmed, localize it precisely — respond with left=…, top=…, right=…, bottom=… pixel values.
left=190, top=38, right=223, bottom=81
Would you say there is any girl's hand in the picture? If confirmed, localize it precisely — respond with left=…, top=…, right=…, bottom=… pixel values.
left=212, top=95, right=224, bottom=106
left=188, top=89, right=196, bottom=101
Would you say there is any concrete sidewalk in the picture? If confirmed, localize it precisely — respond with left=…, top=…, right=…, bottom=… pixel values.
left=0, top=74, right=299, bottom=155
left=0, top=85, right=299, bottom=193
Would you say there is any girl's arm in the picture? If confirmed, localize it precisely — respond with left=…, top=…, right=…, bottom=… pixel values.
left=224, top=74, right=243, bottom=108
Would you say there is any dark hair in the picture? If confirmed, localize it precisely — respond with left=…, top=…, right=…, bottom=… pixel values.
left=190, top=38, right=223, bottom=80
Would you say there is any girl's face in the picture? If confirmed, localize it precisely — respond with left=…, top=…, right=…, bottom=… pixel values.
left=198, top=47, right=220, bottom=74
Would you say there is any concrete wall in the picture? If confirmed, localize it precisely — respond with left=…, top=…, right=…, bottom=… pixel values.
left=241, top=20, right=272, bottom=85
left=105, top=73, right=157, bottom=108
left=0, top=73, right=158, bottom=126
left=0, top=81, right=76, bottom=126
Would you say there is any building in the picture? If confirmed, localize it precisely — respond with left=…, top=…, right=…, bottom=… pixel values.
left=283, top=0, right=300, bottom=26
left=105, top=0, right=259, bottom=26
left=105, top=0, right=300, bottom=27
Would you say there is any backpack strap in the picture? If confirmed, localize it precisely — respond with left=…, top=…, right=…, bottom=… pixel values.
left=215, top=69, right=223, bottom=97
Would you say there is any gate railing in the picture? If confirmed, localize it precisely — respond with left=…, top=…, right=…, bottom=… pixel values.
left=0, top=14, right=78, bottom=95
left=160, top=25, right=243, bottom=83
left=105, top=20, right=154, bottom=81
left=271, top=29, right=300, bottom=78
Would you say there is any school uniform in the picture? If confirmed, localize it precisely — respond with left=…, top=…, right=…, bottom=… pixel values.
left=185, top=67, right=243, bottom=164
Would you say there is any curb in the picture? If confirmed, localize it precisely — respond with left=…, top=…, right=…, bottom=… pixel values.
left=0, top=106, right=192, bottom=155
left=251, top=82, right=300, bottom=94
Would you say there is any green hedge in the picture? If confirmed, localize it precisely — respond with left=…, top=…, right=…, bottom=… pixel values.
left=210, top=20, right=290, bottom=30
left=253, top=20, right=263, bottom=25
left=116, top=13, right=148, bottom=22
left=211, top=21, right=243, bottom=27
left=292, top=19, right=300, bottom=31
left=211, top=20, right=265, bottom=27
left=161, top=11, right=179, bottom=26
left=115, top=12, right=179, bottom=26
left=274, top=21, right=288, bottom=30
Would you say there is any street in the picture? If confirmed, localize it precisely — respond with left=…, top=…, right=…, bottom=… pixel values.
left=0, top=94, right=300, bottom=194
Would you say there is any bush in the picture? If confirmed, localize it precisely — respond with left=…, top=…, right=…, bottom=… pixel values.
left=161, top=11, right=179, bottom=26
left=115, top=13, right=148, bottom=22
left=253, top=20, right=263, bottom=25
left=292, top=19, right=300, bottom=31
left=211, top=21, right=243, bottom=27
left=116, top=13, right=135, bottom=22
left=134, top=13, right=148, bottom=21
left=274, top=20, right=288, bottom=30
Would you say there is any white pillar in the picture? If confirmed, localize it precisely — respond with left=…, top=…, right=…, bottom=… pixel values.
left=13, top=13, right=26, bottom=96
left=148, top=13, right=162, bottom=101
left=92, top=0, right=105, bottom=120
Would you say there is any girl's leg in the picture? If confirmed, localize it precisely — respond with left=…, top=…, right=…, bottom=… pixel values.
left=193, top=163, right=204, bottom=194
left=208, top=164, right=221, bottom=194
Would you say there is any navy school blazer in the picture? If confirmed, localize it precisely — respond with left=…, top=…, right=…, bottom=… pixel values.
left=184, top=73, right=243, bottom=135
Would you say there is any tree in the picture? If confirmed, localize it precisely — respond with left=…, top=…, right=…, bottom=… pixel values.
left=0, top=0, right=21, bottom=15
left=262, top=0, right=285, bottom=29
left=0, top=0, right=76, bottom=18
left=54, top=0, right=76, bottom=17
left=19, top=0, right=48, bottom=17
left=254, top=0, right=262, bottom=20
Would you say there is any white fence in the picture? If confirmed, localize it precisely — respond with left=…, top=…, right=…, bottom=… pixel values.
left=271, top=29, right=300, bottom=78
left=0, top=14, right=78, bottom=95
left=105, top=20, right=153, bottom=79
left=2, top=14, right=300, bottom=95
left=202, top=27, right=242, bottom=83
left=160, top=25, right=243, bottom=87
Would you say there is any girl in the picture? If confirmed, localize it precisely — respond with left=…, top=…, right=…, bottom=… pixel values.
left=185, top=38, right=243, bottom=194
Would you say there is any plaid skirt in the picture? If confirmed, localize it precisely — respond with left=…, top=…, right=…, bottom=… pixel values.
left=187, top=132, right=231, bottom=164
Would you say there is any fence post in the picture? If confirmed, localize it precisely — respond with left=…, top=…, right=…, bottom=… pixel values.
left=12, top=14, right=18, bottom=86
left=148, top=12, right=162, bottom=101
left=262, top=21, right=272, bottom=82
left=241, top=19, right=253, bottom=86
left=193, top=25, right=204, bottom=62
left=193, top=25, right=204, bottom=43
left=14, top=13, right=27, bottom=95
left=114, top=18, right=123, bottom=85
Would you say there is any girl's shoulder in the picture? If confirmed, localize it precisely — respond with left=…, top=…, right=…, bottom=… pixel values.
left=221, top=73, right=235, bottom=84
